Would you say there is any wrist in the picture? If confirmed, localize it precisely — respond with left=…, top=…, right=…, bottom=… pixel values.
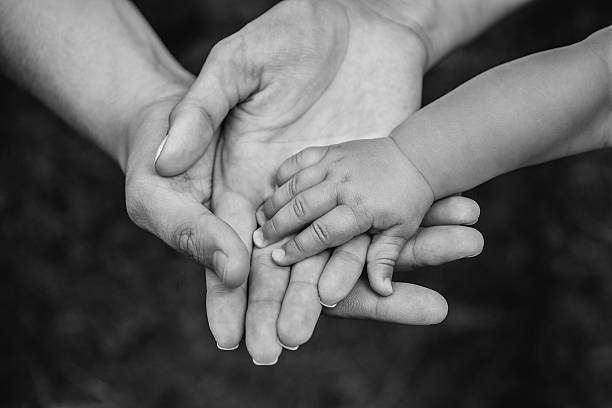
left=357, top=0, right=437, bottom=68
left=580, top=25, right=612, bottom=148
left=388, top=134, right=437, bottom=202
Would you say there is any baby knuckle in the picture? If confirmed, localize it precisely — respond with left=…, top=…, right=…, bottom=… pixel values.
left=374, top=256, right=397, bottom=269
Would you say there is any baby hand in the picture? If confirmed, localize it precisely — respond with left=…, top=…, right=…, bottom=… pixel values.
left=253, top=138, right=435, bottom=296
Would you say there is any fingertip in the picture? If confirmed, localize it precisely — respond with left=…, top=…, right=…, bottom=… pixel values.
left=155, top=109, right=210, bottom=176
left=253, top=228, right=268, bottom=248
left=319, top=299, right=338, bottom=308
left=277, top=339, right=299, bottom=351
left=216, top=342, right=239, bottom=351
left=218, top=245, right=250, bottom=289
left=462, top=198, right=481, bottom=226
left=154, top=138, right=201, bottom=176
left=465, top=229, right=485, bottom=258
left=383, top=277, right=393, bottom=295
left=252, top=357, right=279, bottom=366
left=255, top=206, right=267, bottom=227
left=271, top=247, right=287, bottom=265
left=426, top=290, right=449, bottom=324
left=370, top=277, right=393, bottom=297
left=153, top=134, right=168, bottom=167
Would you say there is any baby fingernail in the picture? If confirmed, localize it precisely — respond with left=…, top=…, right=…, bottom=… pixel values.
left=253, top=228, right=267, bottom=248
left=216, top=343, right=239, bottom=351
left=256, top=207, right=267, bottom=226
left=252, top=357, right=279, bottom=366
left=154, top=134, right=169, bottom=166
left=383, top=278, right=393, bottom=294
left=271, top=248, right=285, bottom=263
left=319, top=299, right=338, bottom=308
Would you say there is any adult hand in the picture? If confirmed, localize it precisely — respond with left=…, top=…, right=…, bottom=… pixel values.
left=155, top=0, right=483, bottom=364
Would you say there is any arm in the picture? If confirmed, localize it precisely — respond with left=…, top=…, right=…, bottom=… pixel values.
left=0, top=0, right=191, bottom=170
left=391, top=26, right=612, bottom=199
left=0, top=0, right=253, bottom=292
left=367, top=0, right=536, bottom=68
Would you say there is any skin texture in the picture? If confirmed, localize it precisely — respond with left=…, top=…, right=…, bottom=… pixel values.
left=155, top=0, right=484, bottom=363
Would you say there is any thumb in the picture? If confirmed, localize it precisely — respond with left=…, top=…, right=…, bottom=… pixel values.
left=155, top=36, right=258, bottom=176
left=366, top=234, right=407, bottom=297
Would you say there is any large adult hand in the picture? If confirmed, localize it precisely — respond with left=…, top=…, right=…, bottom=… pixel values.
left=155, top=0, right=483, bottom=364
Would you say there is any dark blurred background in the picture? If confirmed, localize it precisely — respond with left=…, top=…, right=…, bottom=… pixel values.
left=2, top=0, right=612, bottom=407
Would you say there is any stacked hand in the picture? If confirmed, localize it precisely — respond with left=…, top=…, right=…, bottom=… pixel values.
left=126, top=0, right=483, bottom=364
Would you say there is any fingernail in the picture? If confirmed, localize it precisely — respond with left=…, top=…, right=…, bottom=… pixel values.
left=278, top=340, right=299, bottom=351
left=216, top=343, right=239, bottom=351
left=255, top=207, right=267, bottom=226
left=213, top=251, right=228, bottom=278
left=253, top=228, right=267, bottom=248
left=319, top=299, right=337, bottom=308
left=466, top=251, right=481, bottom=258
left=154, top=134, right=169, bottom=166
left=383, top=278, right=393, bottom=294
left=271, top=248, right=285, bottom=263
left=252, top=357, right=279, bottom=366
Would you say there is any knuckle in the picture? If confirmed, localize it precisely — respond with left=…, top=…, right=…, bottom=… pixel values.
left=346, top=205, right=371, bottom=233
left=266, top=216, right=280, bottom=236
left=288, top=175, right=300, bottom=197
left=171, top=224, right=208, bottom=267
left=333, top=247, right=364, bottom=267
left=310, top=220, right=330, bottom=245
left=291, top=235, right=307, bottom=255
left=292, top=196, right=308, bottom=219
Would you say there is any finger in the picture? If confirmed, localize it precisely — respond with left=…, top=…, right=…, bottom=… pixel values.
left=254, top=182, right=337, bottom=247
left=205, top=191, right=256, bottom=349
left=246, top=242, right=291, bottom=366
left=422, top=196, right=480, bottom=227
left=205, top=270, right=246, bottom=350
left=275, top=146, right=330, bottom=186
left=262, top=166, right=327, bottom=220
left=366, top=234, right=407, bottom=297
left=127, top=188, right=250, bottom=288
left=271, top=205, right=366, bottom=266
left=318, top=234, right=370, bottom=307
left=277, top=251, right=330, bottom=350
left=325, top=279, right=448, bottom=325
left=155, top=34, right=258, bottom=176
left=396, top=225, right=484, bottom=272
